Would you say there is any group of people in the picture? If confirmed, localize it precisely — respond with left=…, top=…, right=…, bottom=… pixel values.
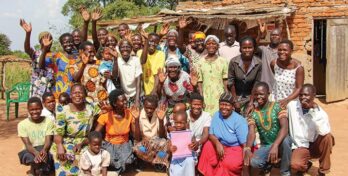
left=17, top=7, right=334, bottom=176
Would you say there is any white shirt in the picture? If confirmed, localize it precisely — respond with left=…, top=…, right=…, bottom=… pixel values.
left=288, top=101, right=331, bottom=149
left=186, top=110, right=211, bottom=142
left=117, top=56, right=142, bottom=98
left=41, top=107, right=55, bottom=122
left=218, top=41, right=240, bottom=62
left=79, top=149, right=110, bottom=176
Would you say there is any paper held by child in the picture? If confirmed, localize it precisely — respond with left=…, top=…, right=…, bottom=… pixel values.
left=170, top=130, right=192, bottom=159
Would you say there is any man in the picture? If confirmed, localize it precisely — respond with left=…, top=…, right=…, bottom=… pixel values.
left=257, top=21, right=282, bottom=90
left=218, top=24, right=240, bottom=61
left=290, top=84, right=334, bottom=176
left=71, top=7, right=90, bottom=49
left=137, top=33, right=165, bottom=95
left=244, top=82, right=291, bottom=176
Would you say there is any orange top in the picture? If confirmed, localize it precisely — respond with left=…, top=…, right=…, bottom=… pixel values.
left=97, top=109, right=134, bottom=144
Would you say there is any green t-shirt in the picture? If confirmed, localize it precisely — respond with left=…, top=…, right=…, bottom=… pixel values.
left=17, top=117, right=54, bottom=147
left=249, top=102, right=287, bottom=145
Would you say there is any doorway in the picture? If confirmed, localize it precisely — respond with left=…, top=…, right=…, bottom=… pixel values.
left=313, top=20, right=327, bottom=96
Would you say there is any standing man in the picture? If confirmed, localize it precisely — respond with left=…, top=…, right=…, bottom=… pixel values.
left=290, top=84, right=334, bottom=176
left=218, top=24, right=240, bottom=61
left=257, top=20, right=282, bottom=90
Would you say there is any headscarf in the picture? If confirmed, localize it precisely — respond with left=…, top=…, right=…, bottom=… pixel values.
left=219, top=92, right=234, bottom=104
left=193, top=31, right=206, bottom=40
left=38, top=31, right=51, bottom=42
left=204, top=35, right=220, bottom=44
left=167, top=29, right=178, bottom=37
left=165, top=56, right=181, bottom=67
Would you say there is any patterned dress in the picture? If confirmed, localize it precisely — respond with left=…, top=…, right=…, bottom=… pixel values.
left=73, top=60, right=108, bottom=103
left=163, top=71, right=193, bottom=107
left=197, top=56, right=228, bottom=115
left=249, top=102, right=287, bottom=145
left=272, top=63, right=301, bottom=101
left=29, top=50, right=54, bottom=98
left=49, top=51, right=79, bottom=99
left=51, top=103, right=100, bottom=176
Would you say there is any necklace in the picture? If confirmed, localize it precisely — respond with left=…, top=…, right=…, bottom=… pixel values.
left=256, top=102, right=273, bottom=131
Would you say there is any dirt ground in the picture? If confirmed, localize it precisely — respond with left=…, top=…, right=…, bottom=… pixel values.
left=0, top=98, right=346, bottom=176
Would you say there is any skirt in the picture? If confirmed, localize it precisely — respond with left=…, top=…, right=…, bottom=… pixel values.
left=133, top=137, right=169, bottom=167
left=102, top=140, right=135, bottom=173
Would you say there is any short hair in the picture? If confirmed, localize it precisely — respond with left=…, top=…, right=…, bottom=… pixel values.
left=174, top=110, right=188, bottom=121
left=148, top=32, right=160, bottom=40
left=118, top=38, right=133, bottom=49
left=27, top=97, right=42, bottom=107
left=59, top=33, right=73, bottom=43
left=97, top=27, right=108, bottom=34
left=42, top=92, right=54, bottom=102
left=119, top=23, right=129, bottom=29
left=144, top=95, right=159, bottom=106
left=88, top=131, right=103, bottom=141
left=108, top=89, right=125, bottom=108
left=239, top=36, right=256, bottom=48
left=79, top=41, right=94, bottom=50
left=71, top=83, right=87, bottom=96
left=59, top=92, right=70, bottom=99
left=279, top=39, right=294, bottom=50
left=189, top=92, right=204, bottom=102
left=253, top=82, right=270, bottom=92
left=224, top=24, right=236, bottom=33
left=302, top=83, right=317, bottom=95
left=71, top=29, right=81, bottom=34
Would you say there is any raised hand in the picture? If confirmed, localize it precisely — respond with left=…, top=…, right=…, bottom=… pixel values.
left=19, top=19, right=32, bottom=33
left=79, top=51, right=90, bottom=65
left=190, top=69, right=199, bottom=86
left=178, top=16, right=188, bottom=29
left=91, top=8, right=103, bottom=21
left=159, top=22, right=170, bottom=36
left=98, top=101, right=112, bottom=114
left=257, top=19, right=266, bottom=34
left=42, top=34, right=52, bottom=50
left=156, top=103, right=167, bottom=120
left=124, top=29, right=132, bottom=41
left=80, top=6, right=90, bottom=22
left=158, top=68, right=166, bottom=84
left=130, top=105, right=140, bottom=119
left=137, top=24, right=148, bottom=39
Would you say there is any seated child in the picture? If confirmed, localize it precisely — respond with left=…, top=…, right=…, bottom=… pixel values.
left=79, top=131, right=111, bottom=176
left=168, top=111, right=196, bottom=176
left=58, top=92, right=70, bottom=106
left=99, top=47, right=117, bottom=94
left=41, top=92, right=56, bottom=122
left=18, top=97, right=54, bottom=176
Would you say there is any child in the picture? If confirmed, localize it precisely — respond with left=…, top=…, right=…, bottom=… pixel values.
left=167, top=103, right=187, bottom=132
left=58, top=92, right=70, bottom=106
left=99, top=47, right=118, bottom=94
left=41, top=92, right=56, bottom=122
left=18, top=97, right=54, bottom=176
left=79, top=131, right=111, bottom=176
left=168, top=111, right=196, bottom=176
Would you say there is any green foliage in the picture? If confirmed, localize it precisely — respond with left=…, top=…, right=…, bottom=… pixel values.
left=0, top=33, right=12, bottom=56
left=11, top=50, right=30, bottom=59
left=103, top=1, right=161, bottom=20
left=5, top=63, right=31, bottom=89
left=62, top=0, right=168, bottom=28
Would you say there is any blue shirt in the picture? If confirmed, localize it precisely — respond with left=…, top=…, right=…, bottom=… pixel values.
left=209, top=111, right=248, bottom=146
left=160, top=45, right=190, bottom=73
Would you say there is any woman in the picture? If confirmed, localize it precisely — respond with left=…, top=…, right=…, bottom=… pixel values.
left=50, top=33, right=79, bottom=99
left=20, top=19, right=54, bottom=98
left=131, top=33, right=143, bottom=56
left=198, top=92, right=248, bottom=176
left=133, top=95, right=169, bottom=168
left=52, top=84, right=101, bottom=175
left=228, top=36, right=262, bottom=113
left=270, top=39, right=304, bottom=151
left=271, top=39, right=304, bottom=107
left=95, top=89, right=136, bottom=174
left=197, top=35, right=229, bottom=115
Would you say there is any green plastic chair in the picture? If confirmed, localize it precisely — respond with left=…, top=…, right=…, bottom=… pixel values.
left=6, top=82, right=31, bottom=120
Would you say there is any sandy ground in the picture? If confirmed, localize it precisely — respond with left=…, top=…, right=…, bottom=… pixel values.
left=0, top=98, right=346, bottom=176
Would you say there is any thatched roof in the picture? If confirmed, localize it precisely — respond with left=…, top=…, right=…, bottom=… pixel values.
left=98, top=1, right=296, bottom=30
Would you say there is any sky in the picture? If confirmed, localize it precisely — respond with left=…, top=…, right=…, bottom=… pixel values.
left=0, top=0, right=70, bottom=51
